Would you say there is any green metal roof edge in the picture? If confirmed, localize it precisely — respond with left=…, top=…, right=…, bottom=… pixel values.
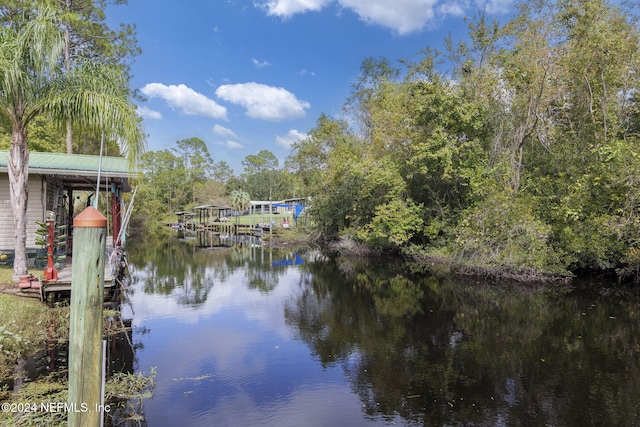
left=0, top=150, right=133, bottom=174
left=192, top=204, right=234, bottom=210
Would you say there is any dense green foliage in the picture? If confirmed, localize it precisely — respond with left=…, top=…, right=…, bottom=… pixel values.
left=228, top=149, right=295, bottom=200
left=136, top=140, right=298, bottom=219
left=0, top=0, right=140, bottom=156
left=285, top=0, right=640, bottom=276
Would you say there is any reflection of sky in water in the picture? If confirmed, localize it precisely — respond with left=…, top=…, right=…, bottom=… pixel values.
left=124, top=261, right=394, bottom=426
left=117, top=239, right=640, bottom=426
left=124, top=267, right=301, bottom=327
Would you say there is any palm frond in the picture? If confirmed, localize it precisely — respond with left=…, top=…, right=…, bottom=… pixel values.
left=40, top=61, right=145, bottom=165
left=0, top=5, right=65, bottom=123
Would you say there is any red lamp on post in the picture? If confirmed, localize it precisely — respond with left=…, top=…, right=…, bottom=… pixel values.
left=43, top=210, right=58, bottom=281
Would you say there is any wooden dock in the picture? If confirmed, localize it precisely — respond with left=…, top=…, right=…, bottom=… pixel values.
left=38, top=247, right=126, bottom=304
left=169, top=218, right=288, bottom=237
left=40, top=267, right=118, bottom=301
left=4, top=267, right=120, bottom=303
left=195, top=223, right=261, bottom=235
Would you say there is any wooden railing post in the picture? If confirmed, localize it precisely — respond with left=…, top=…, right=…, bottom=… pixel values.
left=68, top=206, right=107, bottom=427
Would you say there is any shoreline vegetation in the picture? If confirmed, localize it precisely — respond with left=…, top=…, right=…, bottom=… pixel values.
left=0, top=277, right=155, bottom=427
left=318, top=233, right=640, bottom=286
left=132, top=218, right=638, bottom=285
left=264, top=228, right=632, bottom=286
left=323, top=235, right=574, bottom=284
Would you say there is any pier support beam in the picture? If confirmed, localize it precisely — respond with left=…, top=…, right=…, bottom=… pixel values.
left=68, top=206, right=107, bottom=427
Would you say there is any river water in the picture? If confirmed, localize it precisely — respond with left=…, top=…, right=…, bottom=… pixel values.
left=121, top=230, right=640, bottom=427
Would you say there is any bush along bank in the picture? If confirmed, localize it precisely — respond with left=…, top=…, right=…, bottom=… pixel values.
left=0, top=295, right=155, bottom=426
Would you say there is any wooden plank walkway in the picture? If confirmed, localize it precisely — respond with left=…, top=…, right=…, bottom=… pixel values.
left=39, top=245, right=124, bottom=302
left=40, top=263, right=117, bottom=301
left=195, top=223, right=258, bottom=234
left=0, top=262, right=118, bottom=302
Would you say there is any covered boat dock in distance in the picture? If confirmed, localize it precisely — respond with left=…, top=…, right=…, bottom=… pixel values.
left=172, top=211, right=195, bottom=230
left=191, top=204, right=254, bottom=234
left=192, top=204, right=235, bottom=226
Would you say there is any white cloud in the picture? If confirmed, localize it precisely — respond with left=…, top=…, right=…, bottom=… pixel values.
left=226, top=140, right=245, bottom=149
left=252, top=58, right=272, bottom=68
left=256, top=0, right=331, bottom=17
left=217, top=140, right=245, bottom=149
left=140, top=83, right=228, bottom=120
left=137, top=105, right=163, bottom=120
left=213, top=124, right=239, bottom=139
left=340, top=0, right=437, bottom=34
left=215, top=82, right=310, bottom=121
left=438, top=2, right=465, bottom=17
left=256, top=0, right=513, bottom=34
left=276, top=129, right=307, bottom=148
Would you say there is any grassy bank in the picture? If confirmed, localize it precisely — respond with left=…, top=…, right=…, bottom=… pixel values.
left=0, top=267, right=155, bottom=426
left=261, top=225, right=321, bottom=247
left=0, top=293, right=67, bottom=380
left=322, top=235, right=575, bottom=283
left=0, top=267, right=13, bottom=284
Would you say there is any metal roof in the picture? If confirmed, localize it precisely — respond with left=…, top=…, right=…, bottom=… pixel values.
left=0, top=150, right=136, bottom=192
left=193, top=204, right=233, bottom=210
left=0, top=150, right=132, bottom=177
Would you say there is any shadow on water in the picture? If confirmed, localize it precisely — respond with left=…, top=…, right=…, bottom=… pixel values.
left=288, top=257, right=640, bottom=426
left=125, top=229, right=640, bottom=427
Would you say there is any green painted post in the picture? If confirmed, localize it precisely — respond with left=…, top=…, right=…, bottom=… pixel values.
left=68, top=206, right=107, bottom=427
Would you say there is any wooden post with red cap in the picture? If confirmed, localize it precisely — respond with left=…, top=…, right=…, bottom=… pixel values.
left=68, top=206, right=107, bottom=427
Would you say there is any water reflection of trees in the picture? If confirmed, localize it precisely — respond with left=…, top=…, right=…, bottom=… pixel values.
left=127, top=230, right=304, bottom=305
left=285, top=257, right=640, bottom=426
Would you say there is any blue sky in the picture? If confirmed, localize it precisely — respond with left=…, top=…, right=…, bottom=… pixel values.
left=106, top=0, right=514, bottom=173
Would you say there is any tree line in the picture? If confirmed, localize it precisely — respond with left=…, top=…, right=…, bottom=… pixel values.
left=284, top=0, right=640, bottom=278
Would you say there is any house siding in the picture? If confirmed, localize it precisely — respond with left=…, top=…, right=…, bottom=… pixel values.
left=0, top=174, right=12, bottom=249
left=0, top=174, right=46, bottom=251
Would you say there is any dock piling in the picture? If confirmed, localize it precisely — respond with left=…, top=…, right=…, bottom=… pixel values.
left=68, top=206, right=107, bottom=427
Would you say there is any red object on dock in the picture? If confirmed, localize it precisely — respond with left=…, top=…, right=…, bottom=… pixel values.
left=18, top=275, right=32, bottom=289
left=43, top=218, right=58, bottom=281
left=111, top=191, right=122, bottom=246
